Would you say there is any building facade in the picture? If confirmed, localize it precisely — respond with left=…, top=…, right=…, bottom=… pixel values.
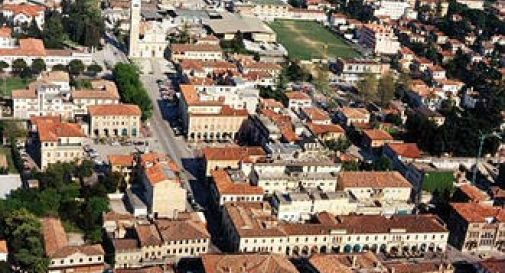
left=88, top=104, right=141, bottom=138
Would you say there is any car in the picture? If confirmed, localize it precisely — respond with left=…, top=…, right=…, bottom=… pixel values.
left=111, top=141, right=120, bottom=146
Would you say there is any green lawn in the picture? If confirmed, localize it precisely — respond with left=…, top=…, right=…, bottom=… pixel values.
left=0, top=77, right=33, bottom=96
left=422, top=171, right=454, bottom=194
left=269, top=20, right=361, bottom=60
left=0, top=147, right=18, bottom=174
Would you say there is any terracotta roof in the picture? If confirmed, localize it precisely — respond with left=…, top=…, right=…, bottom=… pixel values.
left=41, top=217, right=68, bottom=256
left=285, top=91, right=311, bottom=101
left=386, top=143, right=421, bottom=158
left=338, top=171, right=412, bottom=189
left=385, top=262, right=449, bottom=273
left=307, top=122, right=345, bottom=135
left=103, top=211, right=135, bottom=222
left=171, top=43, right=222, bottom=53
left=39, top=71, right=69, bottom=82
left=309, top=253, right=380, bottom=273
left=108, top=154, right=135, bottom=167
left=457, top=184, right=489, bottom=202
left=180, top=84, right=222, bottom=106
left=302, top=107, right=330, bottom=121
left=51, top=245, right=104, bottom=259
left=136, top=224, right=163, bottom=247
left=0, top=240, right=7, bottom=253
left=12, top=88, right=36, bottom=99
left=261, top=98, right=284, bottom=109
left=363, top=129, right=394, bottom=141
left=2, top=4, right=45, bottom=16
left=114, top=238, right=139, bottom=251
left=144, top=162, right=180, bottom=186
left=31, top=117, right=85, bottom=142
left=202, top=253, right=298, bottom=273
left=156, top=218, right=210, bottom=242
left=0, top=38, right=45, bottom=56
left=0, top=27, right=11, bottom=38
left=223, top=202, right=286, bottom=237
left=242, top=62, right=282, bottom=71
left=202, top=146, right=265, bottom=161
left=72, top=80, right=120, bottom=100
left=211, top=168, right=264, bottom=196
left=88, top=104, right=141, bottom=116
left=478, top=259, right=505, bottom=273
left=340, top=107, right=369, bottom=119
left=451, top=203, right=505, bottom=223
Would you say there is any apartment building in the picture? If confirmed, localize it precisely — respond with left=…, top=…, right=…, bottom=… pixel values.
left=448, top=203, right=505, bottom=253
left=249, top=156, right=341, bottom=194
left=234, top=0, right=290, bottom=21
left=13, top=75, right=120, bottom=119
left=1, top=3, right=45, bottom=28
left=0, top=27, right=15, bottom=48
left=362, top=129, right=397, bottom=148
left=141, top=155, right=186, bottom=218
left=210, top=168, right=264, bottom=206
left=337, top=107, right=371, bottom=127
left=331, top=58, right=389, bottom=84
left=113, top=213, right=210, bottom=268
left=201, top=253, right=298, bottom=273
left=108, top=154, right=136, bottom=182
left=88, top=104, right=141, bottom=138
left=0, top=38, right=92, bottom=71
left=222, top=202, right=448, bottom=256
left=179, top=85, right=249, bottom=142
left=272, top=191, right=358, bottom=221
left=285, top=91, right=312, bottom=110
left=42, top=217, right=104, bottom=273
left=170, top=43, right=223, bottom=62
left=337, top=171, right=415, bottom=214
left=202, top=146, right=265, bottom=176
left=359, top=24, right=400, bottom=55
left=30, top=116, right=86, bottom=170
left=372, top=0, right=412, bottom=20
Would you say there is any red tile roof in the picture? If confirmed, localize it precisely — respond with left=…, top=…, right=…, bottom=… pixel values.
left=0, top=27, right=12, bottom=38
left=0, top=240, right=7, bottom=253
left=88, top=104, right=141, bottom=116
left=285, top=91, right=311, bottom=101
left=211, top=168, right=264, bottom=196
left=108, top=154, right=135, bottom=166
left=363, top=129, right=394, bottom=141
left=338, top=171, right=412, bottom=189
left=386, top=143, right=421, bottom=158
left=41, top=217, right=68, bottom=256
left=302, top=107, right=330, bottom=121
left=2, top=4, right=45, bottom=17
left=31, top=117, right=85, bottom=142
left=202, top=254, right=298, bottom=273
left=144, top=162, right=180, bottom=186
left=457, top=184, right=489, bottom=202
left=202, top=146, right=265, bottom=161
left=478, top=259, right=505, bottom=273
left=307, top=122, right=345, bottom=135
left=451, top=203, right=505, bottom=223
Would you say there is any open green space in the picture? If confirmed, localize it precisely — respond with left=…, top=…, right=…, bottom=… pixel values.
left=269, top=20, right=361, bottom=60
left=0, top=77, right=33, bottom=96
left=422, top=171, right=454, bottom=193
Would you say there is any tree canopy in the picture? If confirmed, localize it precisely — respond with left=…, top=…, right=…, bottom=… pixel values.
left=113, top=63, right=153, bottom=120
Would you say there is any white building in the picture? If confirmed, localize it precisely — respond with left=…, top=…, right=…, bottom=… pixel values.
left=1, top=3, right=46, bottom=29
left=372, top=0, right=412, bottom=20
left=359, top=24, right=400, bottom=55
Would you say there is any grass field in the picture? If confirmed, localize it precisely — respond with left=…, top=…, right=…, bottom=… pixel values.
left=0, top=77, right=33, bottom=96
left=0, top=147, right=18, bottom=174
left=422, top=171, right=454, bottom=193
left=269, top=20, right=361, bottom=60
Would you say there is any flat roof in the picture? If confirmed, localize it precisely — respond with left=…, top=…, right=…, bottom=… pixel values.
left=205, top=12, right=274, bottom=35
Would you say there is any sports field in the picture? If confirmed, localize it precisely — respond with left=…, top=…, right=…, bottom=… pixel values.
left=269, top=20, right=361, bottom=60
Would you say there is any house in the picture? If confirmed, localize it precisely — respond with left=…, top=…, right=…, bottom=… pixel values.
left=108, top=154, right=136, bottom=182
left=330, top=58, right=389, bottom=84
left=88, top=104, right=141, bottom=138
left=308, top=253, right=386, bottom=273
left=448, top=203, right=505, bottom=253
left=383, top=143, right=421, bottom=167
left=338, top=107, right=371, bottom=127
left=30, top=116, right=85, bottom=170
left=234, top=0, right=290, bottom=21
left=285, top=91, right=312, bottom=110
left=141, top=156, right=186, bottom=218
left=170, top=43, right=223, bottom=62
left=201, top=253, right=298, bottom=273
left=359, top=24, right=400, bottom=55
left=372, top=0, right=412, bottom=20
left=1, top=3, right=45, bottom=29
left=0, top=27, right=15, bottom=48
left=202, top=146, right=266, bottom=176
left=42, top=217, right=104, bottom=273
left=307, top=122, right=345, bottom=142
left=210, top=168, right=264, bottom=206
left=362, top=129, right=397, bottom=148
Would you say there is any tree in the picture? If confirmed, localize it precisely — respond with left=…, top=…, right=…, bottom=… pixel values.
left=3, top=209, right=49, bottom=273
left=356, top=73, right=378, bottom=103
left=68, top=59, right=85, bottom=75
left=113, top=63, right=153, bottom=120
left=86, top=64, right=102, bottom=74
left=325, top=138, right=351, bottom=152
left=63, top=0, right=105, bottom=47
left=395, top=72, right=411, bottom=99
left=342, top=161, right=360, bottom=171
left=377, top=72, right=395, bottom=107
left=372, top=156, right=392, bottom=171
left=42, top=12, right=66, bottom=49
left=52, top=64, right=68, bottom=71
left=11, top=59, right=27, bottom=74
left=26, top=18, right=41, bottom=38
left=31, top=58, right=46, bottom=75
left=0, top=61, right=8, bottom=73
left=76, top=159, right=94, bottom=179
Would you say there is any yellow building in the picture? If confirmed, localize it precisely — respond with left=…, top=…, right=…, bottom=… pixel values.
left=88, top=104, right=141, bottom=138
left=179, top=85, right=249, bottom=142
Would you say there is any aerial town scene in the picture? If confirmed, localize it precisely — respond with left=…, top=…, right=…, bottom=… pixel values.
left=0, top=0, right=505, bottom=272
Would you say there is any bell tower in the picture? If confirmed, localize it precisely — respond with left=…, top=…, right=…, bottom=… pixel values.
left=128, top=0, right=141, bottom=58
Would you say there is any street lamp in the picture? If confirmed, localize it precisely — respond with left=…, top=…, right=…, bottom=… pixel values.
left=472, top=131, right=502, bottom=184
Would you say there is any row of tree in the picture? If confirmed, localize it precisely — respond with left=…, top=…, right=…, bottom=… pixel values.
left=0, top=58, right=102, bottom=79
left=113, top=63, right=153, bottom=120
